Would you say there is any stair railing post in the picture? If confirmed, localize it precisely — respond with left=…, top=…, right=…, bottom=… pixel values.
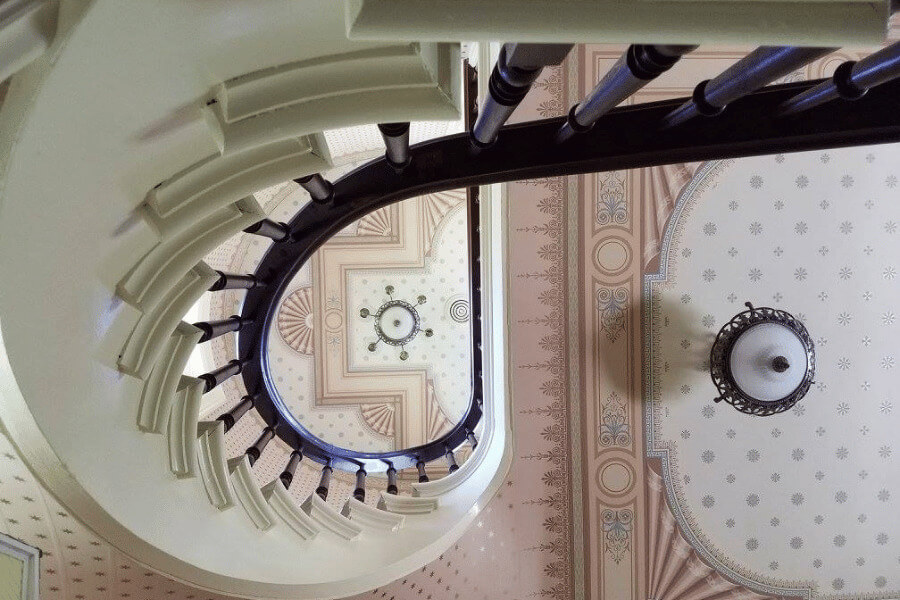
left=280, top=450, right=303, bottom=489
left=216, top=394, right=257, bottom=432
left=316, top=463, right=333, bottom=500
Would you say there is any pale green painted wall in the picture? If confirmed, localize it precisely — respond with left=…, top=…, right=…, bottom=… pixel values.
left=0, top=552, right=24, bottom=600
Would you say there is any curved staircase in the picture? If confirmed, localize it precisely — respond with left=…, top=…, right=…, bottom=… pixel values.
left=0, top=2, right=511, bottom=598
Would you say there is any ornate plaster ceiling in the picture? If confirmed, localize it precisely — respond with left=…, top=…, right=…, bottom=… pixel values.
left=3, top=33, right=900, bottom=600
left=265, top=188, right=472, bottom=452
left=647, top=146, right=900, bottom=597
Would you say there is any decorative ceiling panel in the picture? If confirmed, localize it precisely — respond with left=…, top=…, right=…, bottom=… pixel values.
left=646, top=146, right=900, bottom=598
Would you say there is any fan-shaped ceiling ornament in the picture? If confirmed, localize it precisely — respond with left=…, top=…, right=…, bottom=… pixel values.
left=276, top=287, right=315, bottom=354
left=426, top=381, right=454, bottom=441
left=422, top=189, right=465, bottom=255
left=357, top=206, right=392, bottom=236
left=360, top=403, right=396, bottom=437
left=646, top=469, right=790, bottom=600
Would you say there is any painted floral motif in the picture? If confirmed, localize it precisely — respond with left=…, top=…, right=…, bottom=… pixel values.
left=598, top=392, right=630, bottom=447
left=597, top=286, right=628, bottom=343
left=601, top=509, right=633, bottom=564
left=596, top=171, right=627, bottom=226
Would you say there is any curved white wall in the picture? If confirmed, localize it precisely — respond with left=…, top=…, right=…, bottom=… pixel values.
left=0, top=2, right=511, bottom=598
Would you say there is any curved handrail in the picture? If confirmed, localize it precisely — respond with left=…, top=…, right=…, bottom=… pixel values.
left=234, top=76, right=900, bottom=473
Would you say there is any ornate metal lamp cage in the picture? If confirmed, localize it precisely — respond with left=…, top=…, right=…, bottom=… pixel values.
left=710, top=302, right=816, bottom=417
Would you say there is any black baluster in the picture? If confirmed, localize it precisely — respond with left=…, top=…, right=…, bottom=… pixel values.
left=386, top=466, right=398, bottom=495
left=216, top=394, right=257, bottom=432
left=471, top=43, right=573, bottom=147
left=316, top=464, right=333, bottom=500
left=243, top=219, right=291, bottom=242
left=295, top=174, right=334, bottom=204
left=445, top=448, right=459, bottom=473
left=245, top=426, right=275, bottom=467
left=209, top=271, right=263, bottom=291
left=416, top=460, right=429, bottom=483
left=556, top=44, right=696, bottom=142
left=193, top=315, right=253, bottom=343
left=199, top=358, right=246, bottom=393
left=779, top=42, right=900, bottom=116
left=466, top=429, right=478, bottom=449
left=353, top=468, right=367, bottom=502
left=378, top=122, right=411, bottom=169
left=280, top=450, right=303, bottom=489
left=662, top=46, right=835, bottom=128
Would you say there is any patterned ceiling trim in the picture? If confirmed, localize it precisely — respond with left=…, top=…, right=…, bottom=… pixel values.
left=422, top=191, right=464, bottom=255
left=644, top=161, right=813, bottom=599
left=356, top=207, right=392, bottom=237
left=360, top=403, right=395, bottom=437
left=277, top=286, right=315, bottom=354
left=647, top=468, right=786, bottom=600
left=644, top=146, right=900, bottom=599
left=425, top=381, right=453, bottom=441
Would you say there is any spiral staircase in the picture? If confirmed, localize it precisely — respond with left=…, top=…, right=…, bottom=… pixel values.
left=1, top=1, right=900, bottom=599
left=0, top=2, right=513, bottom=598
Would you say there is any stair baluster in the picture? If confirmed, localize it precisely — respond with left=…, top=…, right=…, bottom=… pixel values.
left=316, top=464, right=333, bottom=500
left=295, top=174, right=334, bottom=204
left=216, top=394, right=257, bottom=432
left=193, top=315, right=253, bottom=343
left=280, top=450, right=303, bottom=489
left=209, top=272, right=264, bottom=291
left=386, top=466, right=398, bottom=495
left=353, top=468, right=367, bottom=502
left=377, top=122, right=411, bottom=169
left=199, top=359, right=246, bottom=393
left=246, top=426, right=275, bottom=467
left=243, top=219, right=291, bottom=242
left=416, top=460, right=429, bottom=483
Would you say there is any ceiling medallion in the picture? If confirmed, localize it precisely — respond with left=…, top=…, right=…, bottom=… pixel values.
left=360, top=285, right=433, bottom=361
left=710, top=302, right=816, bottom=416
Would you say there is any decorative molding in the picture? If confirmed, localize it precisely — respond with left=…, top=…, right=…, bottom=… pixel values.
left=360, top=403, right=395, bottom=437
left=422, top=190, right=464, bottom=255
left=642, top=159, right=818, bottom=599
left=357, top=207, right=393, bottom=236
left=377, top=491, right=439, bottom=515
left=120, top=197, right=264, bottom=313
left=138, top=321, right=203, bottom=433
left=302, top=192, right=468, bottom=451
left=341, top=497, right=404, bottom=531
left=301, top=494, right=362, bottom=540
left=641, top=163, right=701, bottom=268
left=448, top=296, right=470, bottom=323
left=645, top=470, right=786, bottom=600
left=143, top=134, right=331, bottom=238
left=206, top=44, right=461, bottom=155
left=596, top=171, right=627, bottom=227
left=344, top=0, right=888, bottom=46
left=514, top=171, right=573, bottom=600
left=277, top=286, right=315, bottom=354
left=261, top=479, right=320, bottom=540
left=197, top=420, right=236, bottom=510
left=118, top=262, right=218, bottom=379
left=228, top=455, right=276, bottom=531
left=425, top=381, right=453, bottom=440
left=601, top=508, right=633, bottom=564
left=166, top=376, right=204, bottom=478
left=598, top=391, right=630, bottom=448
left=596, top=285, right=628, bottom=344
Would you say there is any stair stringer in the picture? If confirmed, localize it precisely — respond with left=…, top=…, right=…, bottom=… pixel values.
left=137, top=322, right=203, bottom=433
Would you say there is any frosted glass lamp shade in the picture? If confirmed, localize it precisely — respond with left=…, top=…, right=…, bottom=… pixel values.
left=710, top=302, right=815, bottom=416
